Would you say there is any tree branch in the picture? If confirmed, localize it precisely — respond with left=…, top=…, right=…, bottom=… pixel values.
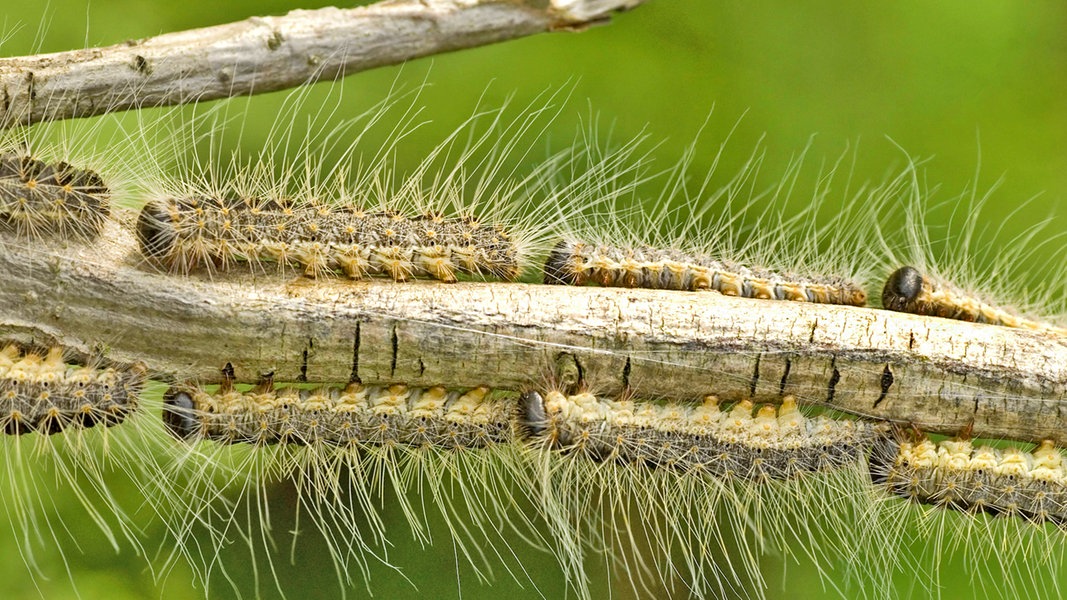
left=2, top=216, right=1065, bottom=445
left=0, top=0, right=644, bottom=128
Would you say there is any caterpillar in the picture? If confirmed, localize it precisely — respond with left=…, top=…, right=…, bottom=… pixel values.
left=861, top=432, right=1067, bottom=600
left=520, top=387, right=887, bottom=599
left=521, top=390, right=883, bottom=480
left=539, top=131, right=890, bottom=309
left=882, top=265, right=1067, bottom=335
left=874, top=157, right=1067, bottom=344
left=150, top=364, right=544, bottom=597
left=137, top=197, right=522, bottom=282
left=162, top=367, right=514, bottom=447
left=132, top=86, right=651, bottom=282
left=0, top=152, right=111, bottom=240
left=871, top=435, right=1067, bottom=525
left=0, top=340, right=169, bottom=595
left=544, top=241, right=869, bottom=305
left=0, top=75, right=155, bottom=248
left=0, top=343, right=145, bottom=434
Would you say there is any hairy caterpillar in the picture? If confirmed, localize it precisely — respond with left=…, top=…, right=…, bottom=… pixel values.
left=521, top=391, right=884, bottom=480
left=540, top=131, right=889, bottom=309
left=874, top=157, right=1067, bottom=342
left=0, top=340, right=175, bottom=595
left=0, top=343, right=145, bottom=434
left=151, top=367, right=541, bottom=598
left=162, top=367, right=513, bottom=447
left=544, top=241, right=868, bottom=305
left=871, top=434, right=1067, bottom=524
left=0, top=76, right=157, bottom=248
left=882, top=265, right=1067, bottom=335
left=137, top=197, right=522, bottom=282
left=132, top=85, right=650, bottom=282
left=0, top=153, right=111, bottom=239
left=519, top=387, right=887, bottom=599
left=859, top=432, right=1067, bottom=600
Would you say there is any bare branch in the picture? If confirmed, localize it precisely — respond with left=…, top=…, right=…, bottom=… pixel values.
left=0, top=0, right=644, bottom=128
left=3, top=217, right=1066, bottom=445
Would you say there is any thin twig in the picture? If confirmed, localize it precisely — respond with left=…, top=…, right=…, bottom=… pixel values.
left=2, top=217, right=1065, bottom=444
left=0, top=0, right=644, bottom=128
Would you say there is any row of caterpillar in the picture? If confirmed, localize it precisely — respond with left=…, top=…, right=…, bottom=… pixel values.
left=0, top=74, right=1059, bottom=338
left=5, top=137, right=1058, bottom=338
left=0, top=143, right=533, bottom=282
left=163, top=369, right=1067, bottom=527
left=0, top=333, right=1062, bottom=598
left=95, top=184, right=1067, bottom=338
left=0, top=123, right=1002, bottom=325
left=129, top=191, right=1067, bottom=345
left=158, top=372, right=888, bottom=598
left=129, top=180, right=1067, bottom=337
left=133, top=183, right=1067, bottom=336
left=156, top=370, right=1067, bottom=600
left=163, top=367, right=878, bottom=482
left=11, top=160, right=1058, bottom=338
left=3, top=330, right=1045, bottom=535
left=542, top=241, right=1067, bottom=334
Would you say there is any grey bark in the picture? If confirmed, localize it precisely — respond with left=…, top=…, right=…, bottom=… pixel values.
left=0, top=0, right=644, bottom=128
left=3, top=217, right=1067, bottom=444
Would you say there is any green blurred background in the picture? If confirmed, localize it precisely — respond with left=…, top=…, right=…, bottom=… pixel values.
left=3, top=1, right=1067, bottom=598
